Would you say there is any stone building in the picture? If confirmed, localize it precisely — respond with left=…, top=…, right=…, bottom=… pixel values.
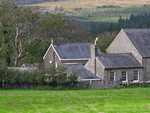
left=43, top=38, right=101, bottom=81
left=106, top=28, right=150, bottom=81
left=43, top=38, right=101, bottom=69
left=85, top=46, right=143, bottom=82
left=43, top=28, right=150, bottom=83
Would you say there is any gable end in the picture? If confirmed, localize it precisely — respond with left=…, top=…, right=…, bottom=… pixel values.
left=43, top=44, right=61, bottom=60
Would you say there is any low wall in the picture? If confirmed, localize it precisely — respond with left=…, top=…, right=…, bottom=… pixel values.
left=1, top=81, right=150, bottom=89
left=121, top=81, right=150, bottom=87
left=1, top=80, right=120, bottom=89
left=77, top=80, right=120, bottom=89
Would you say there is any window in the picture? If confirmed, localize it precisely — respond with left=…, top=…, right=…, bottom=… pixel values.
left=134, top=70, right=139, bottom=81
left=122, top=71, right=127, bottom=81
left=110, top=70, right=115, bottom=81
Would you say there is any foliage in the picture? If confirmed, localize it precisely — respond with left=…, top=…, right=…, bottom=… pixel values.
left=0, top=65, right=77, bottom=89
left=0, top=1, right=43, bottom=66
left=45, top=65, right=78, bottom=86
left=41, top=13, right=66, bottom=38
left=97, top=31, right=119, bottom=52
left=68, top=70, right=78, bottom=83
left=0, top=1, right=85, bottom=67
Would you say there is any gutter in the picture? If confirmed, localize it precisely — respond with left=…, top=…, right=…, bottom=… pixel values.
left=105, top=67, right=143, bottom=70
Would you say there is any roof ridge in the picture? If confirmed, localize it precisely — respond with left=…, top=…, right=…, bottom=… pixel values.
left=122, top=28, right=150, bottom=30
left=54, top=42, right=92, bottom=46
left=98, top=53, right=132, bottom=55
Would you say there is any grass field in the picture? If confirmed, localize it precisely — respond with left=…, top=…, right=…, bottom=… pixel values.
left=26, top=1, right=150, bottom=23
left=72, top=15, right=130, bottom=22
left=27, top=0, right=150, bottom=11
left=64, top=5, right=150, bottom=22
left=0, top=87, right=150, bottom=113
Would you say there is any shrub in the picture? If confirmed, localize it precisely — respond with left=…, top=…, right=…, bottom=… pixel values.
left=68, top=70, right=78, bottom=83
left=43, top=86, right=54, bottom=90
left=96, top=6, right=101, bottom=9
left=55, top=86, right=63, bottom=90
left=74, top=8, right=82, bottom=10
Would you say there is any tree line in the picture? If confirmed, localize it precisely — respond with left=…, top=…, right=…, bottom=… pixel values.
left=1, top=1, right=150, bottom=67
left=0, top=1, right=88, bottom=67
left=88, top=13, right=150, bottom=35
left=84, top=13, right=150, bottom=52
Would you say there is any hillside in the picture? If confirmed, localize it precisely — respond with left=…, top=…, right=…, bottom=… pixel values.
left=24, top=0, right=150, bottom=23
left=27, top=0, right=150, bottom=11
left=0, top=0, right=55, bottom=5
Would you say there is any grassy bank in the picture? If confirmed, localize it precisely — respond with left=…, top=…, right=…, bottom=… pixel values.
left=0, top=87, right=150, bottom=112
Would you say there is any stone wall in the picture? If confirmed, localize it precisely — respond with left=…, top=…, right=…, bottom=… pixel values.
left=43, top=45, right=61, bottom=69
left=106, top=29, right=143, bottom=64
left=95, top=58, right=105, bottom=80
left=142, top=58, right=150, bottom=81
left=103, top=68, right=143, bottom=82
left=2, top=80, right=150, bottom=89
left=77, top=80, right=120, bottom=89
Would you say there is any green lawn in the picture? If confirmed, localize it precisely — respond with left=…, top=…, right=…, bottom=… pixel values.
left=0, top=88, right=150, bottom=113
left=64, top=5, right=150, bottom=22
left=74, top=15, right=130, bottom=23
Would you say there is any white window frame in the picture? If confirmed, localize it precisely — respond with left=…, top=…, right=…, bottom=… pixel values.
left=133, top=70, right=139, bottom=82
left=122, top=70, right=127, bottom=82
left=110, top=70, right=115, bottom=81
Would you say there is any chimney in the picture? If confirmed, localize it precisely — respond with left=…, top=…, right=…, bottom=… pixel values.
left=90, top=37, right=98, bottom=58
left=51, top=38, right=54, bottom=45
left=90, top=37, right=99, bottom=75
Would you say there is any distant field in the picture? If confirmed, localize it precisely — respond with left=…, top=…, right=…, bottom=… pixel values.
left=24, top=0, right=150, bottom=23
left=66, top=5, right=150, bottom=22
left=0, top=88, right=150, bottom=112
left=27, top=0, right=150, bottom=11
left=74, top=15, right=130, bottom=22
left=26, top=0, right=150, bottom=23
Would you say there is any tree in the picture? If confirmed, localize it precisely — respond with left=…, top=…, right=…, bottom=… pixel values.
left=41, top=13, right=66, bottom=39
left=0, top=2, right=43, bottom=66
left=97, top=31, right=119, bottom=53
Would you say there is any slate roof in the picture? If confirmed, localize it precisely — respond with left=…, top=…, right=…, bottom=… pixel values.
left=97, top=53, right=143, bottom=69
left=54, top=43, right=101, bottom=59
left=123, top=28, right=150, bottom=57
left=65, top=64, right=100, bottom=79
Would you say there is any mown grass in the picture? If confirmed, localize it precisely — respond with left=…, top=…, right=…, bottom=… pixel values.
left=0, top=87, right=150, bottom=113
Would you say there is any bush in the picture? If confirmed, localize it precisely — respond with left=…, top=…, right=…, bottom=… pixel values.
left=1, top=65, right=78, bottom=89
left=74, top=8, right=82, bottom=10
left=142, top=83, right=150, bottom=87
left=43, top=86, right=54, bottom=90
left=96, top=6, right=101, bottom=9
left=55, top=86, right=63, bottom=90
